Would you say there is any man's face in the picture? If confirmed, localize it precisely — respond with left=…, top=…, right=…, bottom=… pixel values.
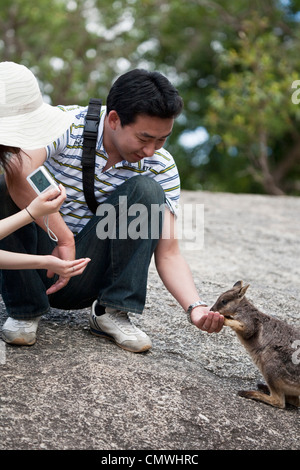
left=109, top=112, right=174, bottom=163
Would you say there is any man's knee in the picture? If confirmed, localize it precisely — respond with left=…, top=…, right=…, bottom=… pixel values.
left=127, top=176, right=165, bottom=206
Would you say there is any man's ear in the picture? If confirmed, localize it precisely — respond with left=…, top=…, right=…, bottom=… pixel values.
left=107, top=110, right=121, bottom=130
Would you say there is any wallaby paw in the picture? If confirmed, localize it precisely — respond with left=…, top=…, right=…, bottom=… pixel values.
left=238, top=389, right=285, bottom=408
left=224, top=318, right=244, bottom=332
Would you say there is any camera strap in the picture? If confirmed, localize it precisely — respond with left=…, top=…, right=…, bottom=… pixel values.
left=82, top=98, right=102, bottom=214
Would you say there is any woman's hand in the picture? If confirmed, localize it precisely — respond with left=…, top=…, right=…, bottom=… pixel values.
left=45, top=256, right=91, bottom=295
left=26, top=185, right=66, bottom=219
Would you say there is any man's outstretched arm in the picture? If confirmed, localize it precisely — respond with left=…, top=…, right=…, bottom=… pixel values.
left=154, top=209, right=224, bottom=333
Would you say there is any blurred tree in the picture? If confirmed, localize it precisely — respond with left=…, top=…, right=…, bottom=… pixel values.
left=206, top=15, right=300, bottom=195
left=131, top=0, right=300, bottom=194
left=0, top=0, right=140, bottom=103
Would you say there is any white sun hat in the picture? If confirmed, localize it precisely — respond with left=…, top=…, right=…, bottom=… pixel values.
left=0, top=61, right=74, bottom=149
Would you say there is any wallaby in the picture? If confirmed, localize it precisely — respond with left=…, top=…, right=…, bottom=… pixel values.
left=211, top=281, right=300, bottom=409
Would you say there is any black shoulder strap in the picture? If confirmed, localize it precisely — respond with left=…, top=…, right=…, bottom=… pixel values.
left=82, top=98, right=102, bottom=214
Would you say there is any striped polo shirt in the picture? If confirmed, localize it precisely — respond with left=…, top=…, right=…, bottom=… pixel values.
left=45, top=104, right=181, bottom=234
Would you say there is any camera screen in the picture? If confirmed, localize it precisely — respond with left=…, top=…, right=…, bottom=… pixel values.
left=30, top=170, right=51, bottom=192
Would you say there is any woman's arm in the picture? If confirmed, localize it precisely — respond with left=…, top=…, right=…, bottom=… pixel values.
left=6, top=148, right=77, bottom=292
left=0, top=250, right=90, bottom=294
left=0, top=250, right=90, bottom=273
left=0, top=177, right=91, bottom=292
left=7, top=149, right=74, bottom=247
left=0, top=186, right=67, bottom=240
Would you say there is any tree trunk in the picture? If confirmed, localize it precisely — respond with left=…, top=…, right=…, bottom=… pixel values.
left=258, top=130, right=285, bottom=196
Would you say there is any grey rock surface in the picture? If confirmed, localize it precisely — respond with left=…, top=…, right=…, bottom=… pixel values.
left=0, top=190, right=299, bottom=450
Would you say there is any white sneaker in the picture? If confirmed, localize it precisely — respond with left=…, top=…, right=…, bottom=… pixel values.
left=89, top=301, right=152, bottom=353
left=2, top=317, right=41, bottom=346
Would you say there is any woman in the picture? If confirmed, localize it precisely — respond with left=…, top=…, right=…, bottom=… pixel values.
left=0, top=62, right=90, bottom=345
left=0, top=62, right=90, bottom=286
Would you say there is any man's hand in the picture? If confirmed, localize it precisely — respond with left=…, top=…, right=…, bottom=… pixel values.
left=191, top=306, right=224, bottom=333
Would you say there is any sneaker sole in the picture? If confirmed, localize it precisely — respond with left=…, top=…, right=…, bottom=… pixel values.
left=2, top=334, right=36, bottom=346
left=90, top=326, right=151, bottom=353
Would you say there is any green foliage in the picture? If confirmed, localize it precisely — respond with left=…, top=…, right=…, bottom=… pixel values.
left=0, top=0, right=141, bottom=103
left=1, top=0, right=300, bottom=194
left=134, top=1, right=300, bottom=194
left=205, top=15, right=300, bottom=194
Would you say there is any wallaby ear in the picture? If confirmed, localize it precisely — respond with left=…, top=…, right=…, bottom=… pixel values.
left=233, top=280, right=243, bottom=288
left=238, top=284, right=250, bottom=298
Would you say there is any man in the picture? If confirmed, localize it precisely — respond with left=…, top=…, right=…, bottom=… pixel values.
left=0, top=65, right=223, bottom=351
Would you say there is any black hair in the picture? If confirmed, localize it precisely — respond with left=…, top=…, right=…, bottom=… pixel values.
left=0, top=145, right=22, bottom=182
left=106, top=69, right=184, bottom=126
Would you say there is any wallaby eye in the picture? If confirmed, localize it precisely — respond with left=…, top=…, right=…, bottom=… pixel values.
left=222, top=299, right=229, bottom=306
